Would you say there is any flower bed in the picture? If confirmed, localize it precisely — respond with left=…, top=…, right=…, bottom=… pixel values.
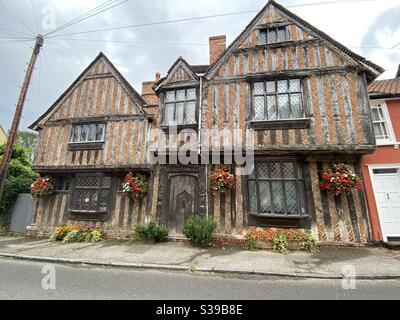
left=49, top=225, right=106, bottom=243
left=122, top=172, right=148, bottom=199
left=30, top=177, right=55, bottom=198
left=320, top=163, right=362, bottom=197
left=243, top=227, right=318, bottom=254
left=209, top=166, right=236, bottom=194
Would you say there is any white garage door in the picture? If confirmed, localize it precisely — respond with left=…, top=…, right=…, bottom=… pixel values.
left=371, top=167, right=400, bottom=242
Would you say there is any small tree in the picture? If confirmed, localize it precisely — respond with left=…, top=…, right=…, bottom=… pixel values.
left=0, top=142, right=38, bottom=221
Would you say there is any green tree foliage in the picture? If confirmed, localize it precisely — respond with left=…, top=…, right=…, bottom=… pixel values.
left=16, top=131, right=38, bottom=162
left=0, top=142, right=38, bottom=216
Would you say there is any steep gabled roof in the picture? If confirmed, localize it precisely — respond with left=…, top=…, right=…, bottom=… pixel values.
left=206, top=0, right=384, bottom=81
left=29, top=52, right=149, bottom=130
left=155, top=56, right=200, bottom=92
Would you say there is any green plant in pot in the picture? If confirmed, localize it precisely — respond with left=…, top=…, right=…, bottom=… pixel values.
left=134, top=220, right=168, bottom=243
left=182, top=215, right=216, bottom=247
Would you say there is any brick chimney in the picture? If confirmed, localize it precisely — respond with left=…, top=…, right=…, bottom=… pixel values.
left=396, top=64, right=400, bottom=78
left=209, top=35, right=226, bottom=65
left=141, top=73, right=160, bottom=106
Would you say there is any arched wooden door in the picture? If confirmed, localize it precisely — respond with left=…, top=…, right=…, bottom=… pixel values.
left=167, top=174, right=198, bottom=235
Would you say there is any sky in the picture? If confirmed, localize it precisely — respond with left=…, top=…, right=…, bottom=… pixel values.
left=0, top=0, right=399, bottom=131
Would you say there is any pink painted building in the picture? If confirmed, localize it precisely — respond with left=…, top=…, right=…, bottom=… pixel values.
left=361, top=66, right=400, bottom=242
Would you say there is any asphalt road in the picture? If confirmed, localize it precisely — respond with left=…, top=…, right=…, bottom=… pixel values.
left=0, top=258, right=399, bottom=300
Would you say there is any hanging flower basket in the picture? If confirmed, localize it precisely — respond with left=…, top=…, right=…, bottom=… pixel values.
left=320, top=163, right=362, bottom=197
left=209, top=166, right=236, bottom=195
left=122, top=172, right=148, bottom=200
left=30, top=177, right=55, bottom=198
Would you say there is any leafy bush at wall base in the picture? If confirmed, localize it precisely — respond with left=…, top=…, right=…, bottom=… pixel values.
left=133, top=221, right=168, bottom=242
left=243, top=227, right=318, bottom=254
left=182, top=215, right=216, bottom=246
left=49, top=225, right=106, bottom=243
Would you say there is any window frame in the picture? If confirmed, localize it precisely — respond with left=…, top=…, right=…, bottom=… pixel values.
left=370, top=100, right=396, bottom=145
left=68, top=123, right=106, bottom=151
left=247, top=159, right=307, bottom=218
left=259, top=26, right=288, bottom=45
left=69, top=173, right=111, bottom=216
left=162, top=87, right=198, bottom=127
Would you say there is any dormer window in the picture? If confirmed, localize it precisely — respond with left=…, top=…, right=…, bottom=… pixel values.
left=164, top=88, right=197, bottom=126
left=260, top=27, right=287, bottom=44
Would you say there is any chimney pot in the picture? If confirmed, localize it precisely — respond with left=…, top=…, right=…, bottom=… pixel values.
left=155, top=72, right=161, bottom=82
left=209, top=35, right=226, bottom=65
left=396, top=64, right=400, bottom=79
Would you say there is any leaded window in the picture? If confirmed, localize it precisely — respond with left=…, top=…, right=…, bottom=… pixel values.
left=70, top=174, right=111, bottom=213
left=71, top=123, right=105, bottom=143
left=55, top=177, right=71, bottom=191
left=260, top=27, right=287, bottom=44
left=371, top=103, right=393, bottom=143
left=164, top=88, right=197, bottom=125
left=253, top=79, right=303, bottom=121
left=247, top=160, right=307, bottom=216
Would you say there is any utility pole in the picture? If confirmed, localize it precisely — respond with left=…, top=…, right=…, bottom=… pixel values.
left=0, top=35, right=44, bottom=200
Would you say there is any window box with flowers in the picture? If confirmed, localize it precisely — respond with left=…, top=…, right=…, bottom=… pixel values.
left=30, top=177, right=55, bottom=198
left=320, top=163, right=362, bottom=197
left=209, top=166, right=236, bottom=195
left=122, top=172, right=149, bottom=200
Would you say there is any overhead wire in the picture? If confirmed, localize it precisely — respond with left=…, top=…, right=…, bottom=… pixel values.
left=0, top=0, right=35, bottom=36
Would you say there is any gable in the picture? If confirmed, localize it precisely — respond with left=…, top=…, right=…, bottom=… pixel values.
left=157, top=57, right=198, bottom=90
left=206, top=1, right=383, bottom=80
left=30, top=53, right=148, bottom=130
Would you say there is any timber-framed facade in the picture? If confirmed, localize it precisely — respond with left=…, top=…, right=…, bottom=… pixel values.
left=29, top=1, right=383, bottom=243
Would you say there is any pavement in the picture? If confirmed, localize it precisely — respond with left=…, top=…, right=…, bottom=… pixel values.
left=0, top=236, right=399, bottom=279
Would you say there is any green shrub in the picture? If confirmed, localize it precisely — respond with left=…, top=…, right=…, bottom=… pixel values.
left=244, top=235, right=257, bottom=250
left=134, top=220, right=168, bottom=241
left=299, top=232, right=319, bottom=253
left=182, top=215, right=216, bottom=246
left=272, top=235, right=289, bottom=255
left=62, top=229, right=81, bottom=243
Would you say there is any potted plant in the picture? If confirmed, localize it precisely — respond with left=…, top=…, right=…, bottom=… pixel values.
left=30, top=177, right=55, bottom=198
left=320, top=162, right=362, bottom=197
left=122, top=172, right=148, bottom=200
left=182, top=215, right=216, bottom=247
left=209, top=166, right=236, bottom=195
left=133, top=220, right=168, bottom=243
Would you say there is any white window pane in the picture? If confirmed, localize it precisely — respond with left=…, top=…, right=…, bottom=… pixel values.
left=289, top=79, right=301, bottom=92
left=72, top=126, right=80, bottom=142
left=277, top=80, right=288, bottom=93
left=186, top=101, right=196, bottom=124
left=88, top=124, right=96, bottom=141
left=165, top=91, right=175, bottom=102
left=254, top=96, right=265, bottom=120
left=176, top=90, right=185, bottom=101
left=290, top=93, right=302, bottom=118
left=187, top=88, right=196, bottom=100
left=371, top=108, right=381, bottom=121
left=259, top=181, right=272, bottom=214
left=254, top=82, right=265, bottom=95
left=266, top=81, right=275, bottom=93
left=268, top=29, right=277, bottom=43
left=266, top=95, right=277, bottom=120
left=271, top=181, right=285, bottom=214
left=80, top=125, right=89, bottom=142
left=248, top=181, right=257, bottom=212
left=95, top=124, right=104, bottom=141
left=165, top=103, right=175, bottom=124
left=260, top=31, right=267, bottom=44
left=176, top=102, right=184, bottom=124
left=278, top=94, right=290, bottom=119
left=277, top=28, right=286, bottom=42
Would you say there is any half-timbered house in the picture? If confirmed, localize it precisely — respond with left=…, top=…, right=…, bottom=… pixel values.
left=29, top=0, right=383, bottom=243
